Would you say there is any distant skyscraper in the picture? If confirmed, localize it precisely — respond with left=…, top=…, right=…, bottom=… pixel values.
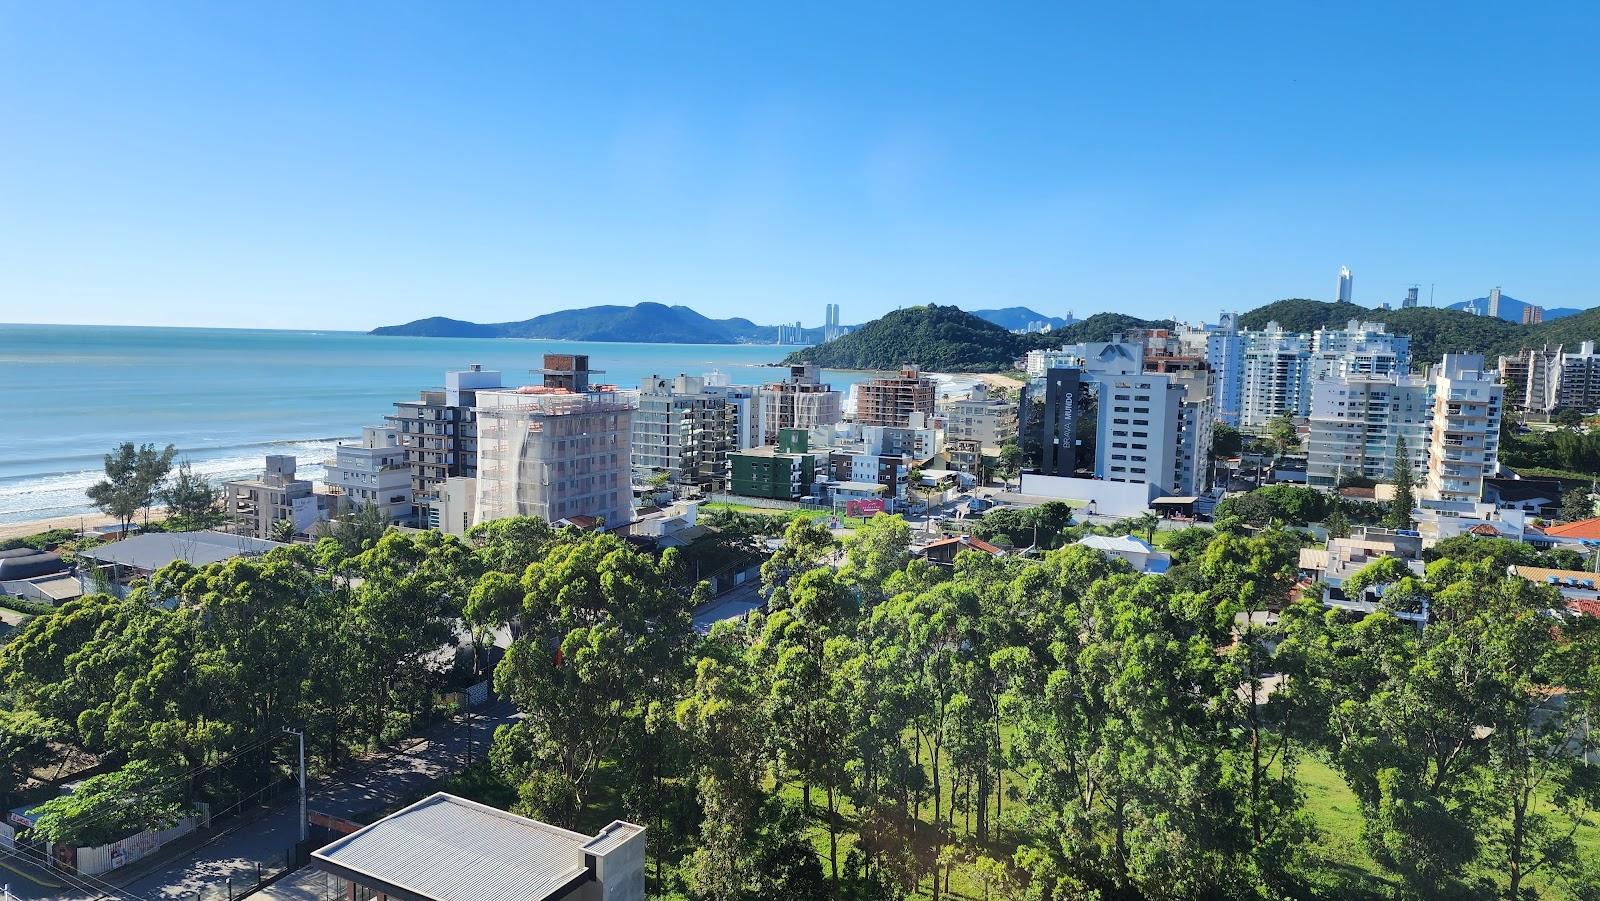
left=1403, top=286, right=1419, bottom=309
left=1488, top=286, right=1502, bottom=320
left=1523, top=304, right=1544, bottom=325
left=1336, top=266, right=1352, bottom=303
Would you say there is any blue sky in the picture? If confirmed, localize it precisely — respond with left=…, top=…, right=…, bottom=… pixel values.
left=1, top=3, right=1596, bottom=330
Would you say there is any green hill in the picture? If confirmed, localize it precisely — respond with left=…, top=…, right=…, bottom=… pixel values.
left=780, top=306, right=1171, bottom=372
left=1238, top=298, right=1599, bottom=363
left=781, top=304, right=1028, bottom=372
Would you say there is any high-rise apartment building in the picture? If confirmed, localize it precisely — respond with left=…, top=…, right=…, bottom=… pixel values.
left=1206, top=313, right=1245, bottom=427
left=940, top=385, right=1019, bottom=449
left=324, top=426, right=412, bottom=523
left=631, top=374, right=742, bottom=491
left=853, top=365, right=937, bottom=427
left=1487, top=286, right=1503, bottom=320
left=1337, top=266, right=1353, bottom=303
left=1523, top=345, right=1564, bottom=414
left=472, top=355, right=635, bottom=528
left=1310, top=320, right=1411, bottom=380
left=1523, top=305, right=1544, bottom=325
left=1558, top=341, right=1600, bottom=411
left=755, top=363, right=844, bottom=445
left=1424, top=354, right=1502, bottom=503
left=1164, top=367, right=1215, bottom=496
left=1307, top=374, right=1433, bottom=488
left=1239, top=322, right=1312, bottom=430
left=388, top=365, right=503, bottom=528
left=1093, top=369, right=1183, bottom=491
left=1403, top=286, right=1419, bottom=309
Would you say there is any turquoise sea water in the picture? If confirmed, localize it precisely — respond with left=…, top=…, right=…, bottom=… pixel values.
left=0, top=324, right=862, bottom=524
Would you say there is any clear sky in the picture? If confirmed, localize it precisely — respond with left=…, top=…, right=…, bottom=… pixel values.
left=2, top=3, right=1596, bottom=330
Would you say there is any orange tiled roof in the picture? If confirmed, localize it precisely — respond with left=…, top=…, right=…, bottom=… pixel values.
left=1544, top=518, right=1600, bottom=540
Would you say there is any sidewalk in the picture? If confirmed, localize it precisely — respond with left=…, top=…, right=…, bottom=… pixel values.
left=116, top=701, right=518, bottom=899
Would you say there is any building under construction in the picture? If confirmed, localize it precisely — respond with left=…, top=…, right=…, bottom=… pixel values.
left=755, top=363, right=843, bottom=445
left=472, top=354, right=636, bottom=529
left=854, top=365, right=936, bottom=427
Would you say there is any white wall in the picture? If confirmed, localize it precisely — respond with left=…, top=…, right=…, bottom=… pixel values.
left=1017, top=474, right=1158, bottom=518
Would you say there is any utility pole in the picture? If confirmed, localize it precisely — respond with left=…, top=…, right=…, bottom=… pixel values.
left=283, top=728, right=306, bottom=843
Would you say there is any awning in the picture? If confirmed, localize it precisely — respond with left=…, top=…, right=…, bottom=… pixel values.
left=1152, top=496, right=1199, bottom=505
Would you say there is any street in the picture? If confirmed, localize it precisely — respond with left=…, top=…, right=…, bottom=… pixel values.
left=70, top=700, right=523, bottom=901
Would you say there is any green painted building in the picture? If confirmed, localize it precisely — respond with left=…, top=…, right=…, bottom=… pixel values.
left=729, top=428, right=817, bottom=500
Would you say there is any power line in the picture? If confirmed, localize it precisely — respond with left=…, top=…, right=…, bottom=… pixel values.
left=19, top=731, right=287, bottom=852
left=0, top=842, right=152, bottom=901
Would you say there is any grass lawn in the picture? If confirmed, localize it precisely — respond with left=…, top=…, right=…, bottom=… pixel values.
left=1291, top=751, right=1600, bottom=900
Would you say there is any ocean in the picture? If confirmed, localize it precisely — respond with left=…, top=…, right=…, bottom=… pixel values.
left=0, top=324, right=880, bottom=525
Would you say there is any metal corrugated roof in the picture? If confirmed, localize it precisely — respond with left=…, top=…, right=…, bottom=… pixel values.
left=314, top=794, right=595, bottom=901
left=581, top=821, right=645, bottom=855
left=80, top=530, right=284, bottom=573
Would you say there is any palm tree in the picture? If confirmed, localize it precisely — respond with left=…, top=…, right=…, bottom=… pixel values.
left=269, top=518, right=297, bottom=543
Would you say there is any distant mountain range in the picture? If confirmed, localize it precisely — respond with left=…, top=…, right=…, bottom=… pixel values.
left=1444, top=294, right=1580, bottom=323
left=372, top=302, right=1080, bottom=345
left=371, top=303, right=828, bottom=345
left=968, top=307, right=1075, bottom=331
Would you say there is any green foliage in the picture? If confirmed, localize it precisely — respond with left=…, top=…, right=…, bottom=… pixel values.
left=0, top=708, right=64, bottom=799
left=1386, top=434, right=1416, bottom=530
left=969, top=501, right=1078, bottom=549
left=1266, top=414, right=1299, bottom=456
left=1561, top=487, right=1596, bottom=522
left=0, top=528, right=80, bottom=553
left=1211, top=423, right=1243, bottom=459
left=1213, top=485, right=1329, bottom=527
left=781, top=304, right=1172, bottom=373
left=487, top=532, right=691, bottom=822
left=30, top=759, right=187, bottom=847
left=1502, top=424, right=1600, bottom=478
left=159, top=459, right=220, bottom=529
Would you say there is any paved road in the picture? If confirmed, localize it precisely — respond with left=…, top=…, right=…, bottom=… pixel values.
left=693, top=580, right=763, bottom=634
left=0, top=843, right=95, bottom=900
left=111, top=701, right=519, bottom=900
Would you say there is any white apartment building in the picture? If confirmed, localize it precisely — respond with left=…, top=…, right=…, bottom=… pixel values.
left=1307, top=374, right=1433, bottom=488
left=755, top=363, right=844, bottom=445
left=1522, top=345, right=1564, bottom=414
left=1559, top=341, right=1600, bottom=411
left=1424, top=354, right=1503, bottom=503
left=631, top=374, right=742, bottom=490
left=1167, top=367, right=1215, bottom=497
left=1240, top=323, right=1312, bottom=430
left=324, top=426, right=412, bottom=522
left=1092, top=370, right=1183, bottom=493
left=1310, top=320, right=1411, bottom=381
left=472, top=356, right=636, bottom=529
left=1025, top=348, right=1081, bottom=378
left=939, top=385, right=1018, bottom=449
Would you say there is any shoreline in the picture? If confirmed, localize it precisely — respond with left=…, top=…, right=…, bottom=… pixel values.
left=0, top=509, right=170, bottom=543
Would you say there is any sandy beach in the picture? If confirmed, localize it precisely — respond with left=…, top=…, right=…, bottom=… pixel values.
left=0, top=510, right=169, bottom=543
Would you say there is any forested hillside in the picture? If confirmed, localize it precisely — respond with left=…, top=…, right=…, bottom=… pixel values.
left=1240, top=298, right=1600, bottom=363
left=781, top=306, right=1170, bottom=371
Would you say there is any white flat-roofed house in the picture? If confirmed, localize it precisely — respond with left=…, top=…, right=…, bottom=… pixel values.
left=325, top=426, right=412, bottom=523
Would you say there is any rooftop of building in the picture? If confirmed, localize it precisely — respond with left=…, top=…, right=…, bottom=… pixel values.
left=312, top=792, right=643, bottom=901
left=1543, top=518, right=1600, bottom=541
left=80, top=530, right=285, bottom=574
left=920, top=534, right=1005, bottom=556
